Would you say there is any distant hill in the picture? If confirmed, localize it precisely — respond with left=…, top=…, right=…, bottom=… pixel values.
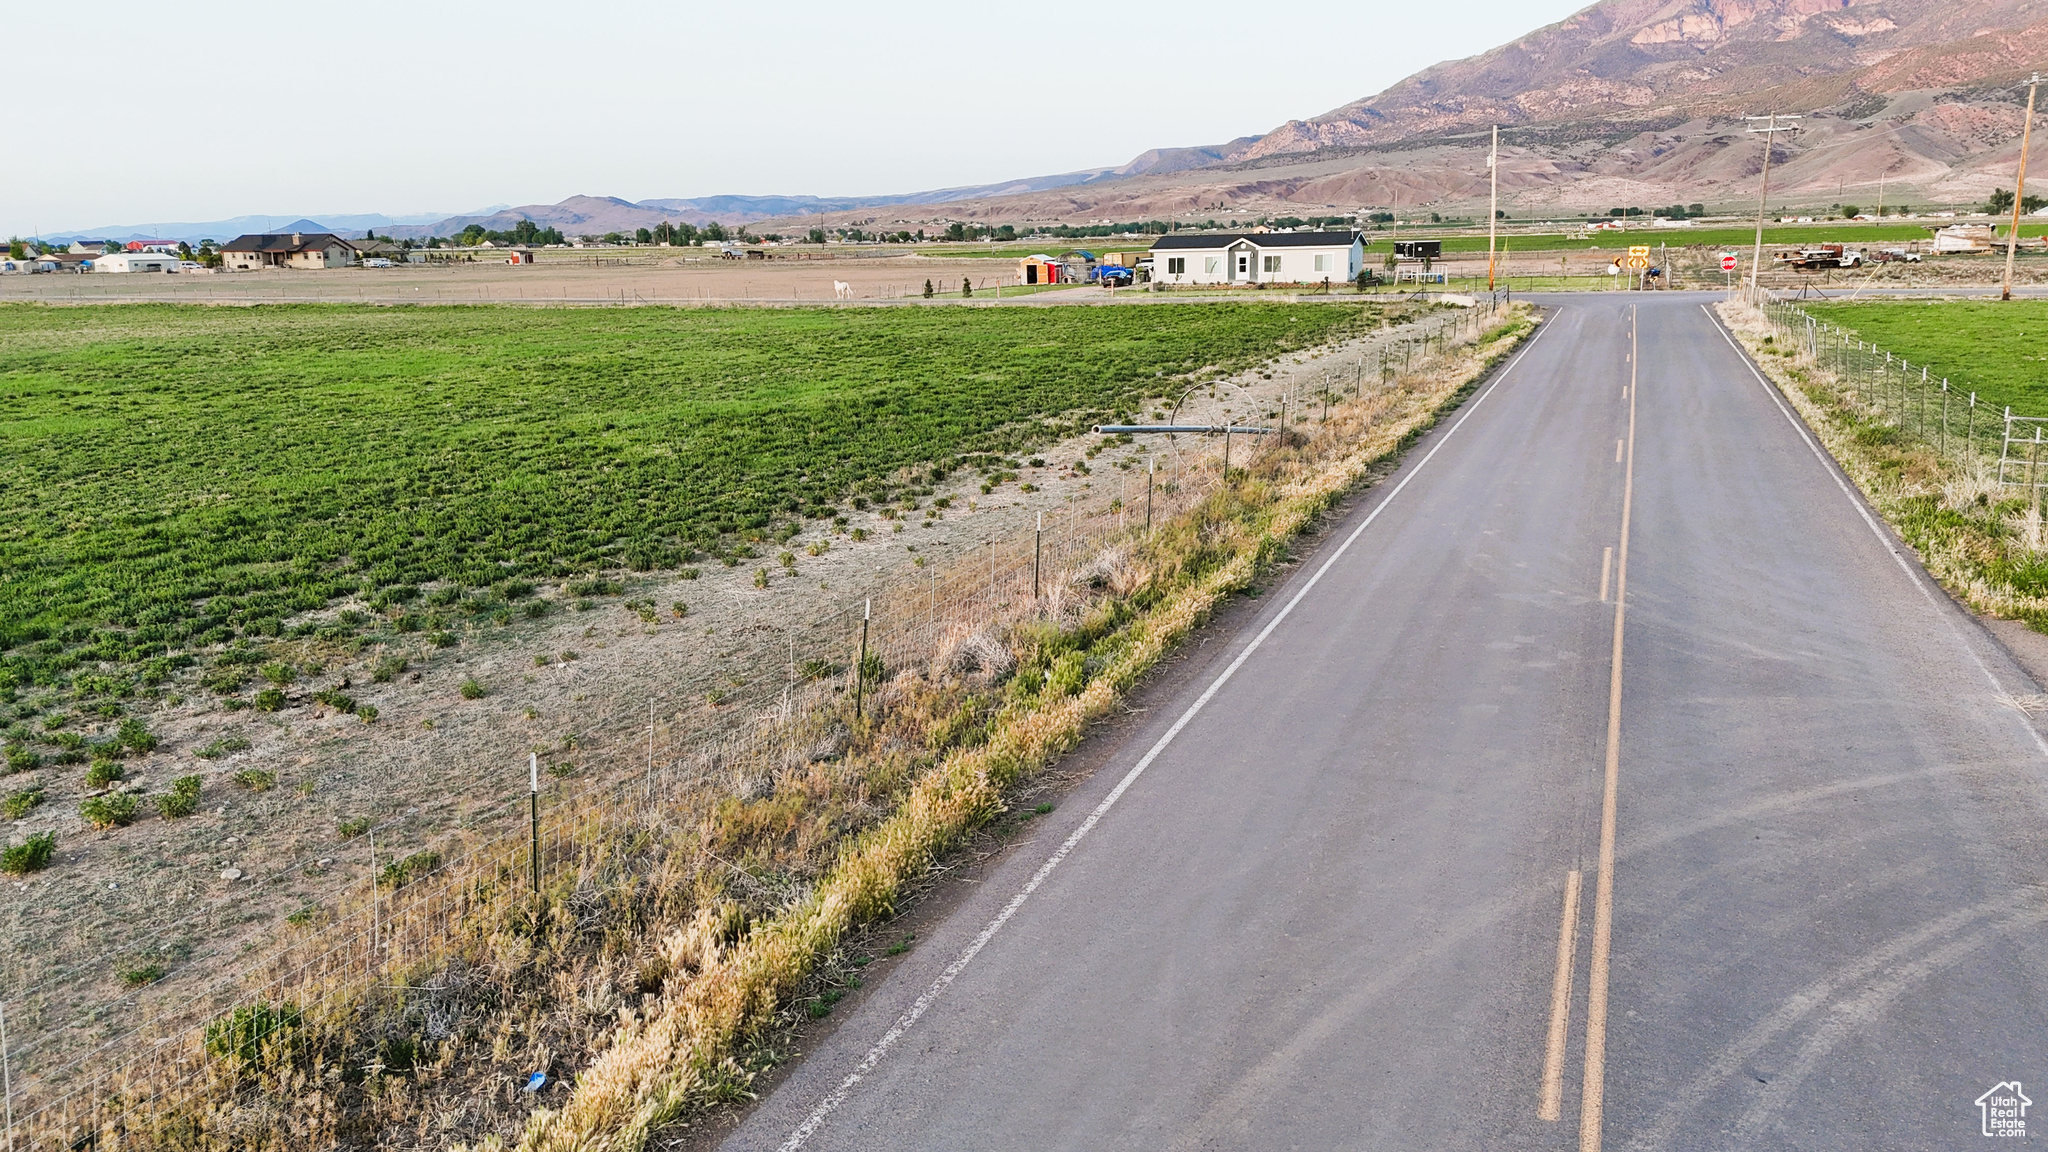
left=38, top=209, right=503, bottom=245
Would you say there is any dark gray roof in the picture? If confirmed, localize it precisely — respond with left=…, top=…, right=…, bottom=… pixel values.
left=220, top=232, right=355, bottom=254
left=1150, top=230, right=1360, bottom=251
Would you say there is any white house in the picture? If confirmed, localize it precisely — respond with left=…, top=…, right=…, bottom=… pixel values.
left=1148, top=230, right=1366, bottom=286
left=93, top=250, right=182, bottom=273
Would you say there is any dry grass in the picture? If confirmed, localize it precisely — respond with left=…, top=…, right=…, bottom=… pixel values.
left=1718, top=298, right=2048, bottom=630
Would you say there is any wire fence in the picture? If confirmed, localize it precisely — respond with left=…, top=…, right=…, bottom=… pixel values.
left=0, top=296, right=1513, bottom=1148
left=1747, top=288, right=2040, bottom=498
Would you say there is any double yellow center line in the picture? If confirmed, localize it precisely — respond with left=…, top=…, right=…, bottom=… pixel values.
left=1538, top=307, right=1636, bottom=1150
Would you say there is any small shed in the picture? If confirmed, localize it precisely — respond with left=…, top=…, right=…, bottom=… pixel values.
left=1933, top=224, right=1998, bottom=253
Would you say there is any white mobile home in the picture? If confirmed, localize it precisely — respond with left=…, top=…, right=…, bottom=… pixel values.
left=93, top=251, right=182, bottom=273
left=1148, top=230, right=1365, bottom=286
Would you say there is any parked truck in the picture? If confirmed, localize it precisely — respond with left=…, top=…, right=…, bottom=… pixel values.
left=1775, top=244, right=1865, bottom=271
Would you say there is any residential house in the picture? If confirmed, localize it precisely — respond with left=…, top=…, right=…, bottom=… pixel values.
left=1148, top=230, right=1366, bottom=286
left=220, top=232, right=356, bottom=270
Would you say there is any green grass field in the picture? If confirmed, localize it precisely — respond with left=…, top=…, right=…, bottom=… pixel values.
left=1804, top=300, right=2048, bottom=414
left=0, top=301, right=1377, bottom=693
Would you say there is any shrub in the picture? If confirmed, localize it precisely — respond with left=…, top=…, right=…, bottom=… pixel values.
left=671, top=601, right=689, bottom=619
left=232, top=769, right=277, bottom=792
left=158, top=775, right=201, bottom=819
left=121, top=962, right=166, bottom=988
left=203, top=1002, right=302, bottom=1072
left=1, top=832, right=55, bottom=874
left=85, top=759, right=125, bottom=789
left=356, top=705, right=379, bottom=724
left=799, top=658, right=837, bottom=682
left=378, top=849, right=442, bottom=889
left=3, top=786, right=45, bottom=820
left=337, top=817, right=371, bottom=839
left=80, top=793, right=138, bottom=829
left=313, top=689, right=356, bottom=714
left=370, top=655, right=409, bottom=683
left=254, top=687, right=286, bottom=713
left=679, top=567, right=701, bottom=581
left=459, top=678, right=486, bottom=700
left=753, top=568, right=770, bottom=589
left=197, top=735, right=250, bottom=759
left=117, top=718, right=157, bottom=753
left=431, top=631, right=457, bottom=649
left=259, top=663, right=294, bottom=687
left=523, top=600, right=549, bottom=619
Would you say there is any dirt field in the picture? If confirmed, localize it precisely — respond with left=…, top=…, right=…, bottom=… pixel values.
left=0, top=292, right=1455, bottom=1083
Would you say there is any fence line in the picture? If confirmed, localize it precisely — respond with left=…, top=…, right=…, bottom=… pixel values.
left=0, top=297, right=1511, bottom=1147
left=1744, top=287, right=2040, bottom=500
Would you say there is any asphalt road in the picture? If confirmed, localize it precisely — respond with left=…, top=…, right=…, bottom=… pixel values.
left=722, top=292, right=2048, bottom=1151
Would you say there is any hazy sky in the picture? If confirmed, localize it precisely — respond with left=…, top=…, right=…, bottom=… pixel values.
left=7, top=0, right=1591, bottom=234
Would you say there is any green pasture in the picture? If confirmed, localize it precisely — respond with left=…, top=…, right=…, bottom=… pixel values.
left=0, top=301, right=1377, bottom=690
left=1804, top=300, right=2048, bottom=415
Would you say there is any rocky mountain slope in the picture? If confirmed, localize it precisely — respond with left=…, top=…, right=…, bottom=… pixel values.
left=905, top=0, right=2047, bottom=224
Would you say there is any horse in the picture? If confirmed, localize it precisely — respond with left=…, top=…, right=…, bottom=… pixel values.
left=833, top=280, right=853, bottom=300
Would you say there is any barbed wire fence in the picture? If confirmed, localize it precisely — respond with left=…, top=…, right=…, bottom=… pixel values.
left=1745, top=289, right=2040, bottom=504
left=0, top=295, right=1510, bottom=1148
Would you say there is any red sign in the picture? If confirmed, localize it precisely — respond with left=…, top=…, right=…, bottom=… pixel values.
left=1721, top=253, right=1739, bottom=271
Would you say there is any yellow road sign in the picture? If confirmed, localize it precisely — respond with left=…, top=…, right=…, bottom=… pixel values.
left=1624, top=256, right=1650, bottom=270
left=1627, top=245, right=1651, bottom=258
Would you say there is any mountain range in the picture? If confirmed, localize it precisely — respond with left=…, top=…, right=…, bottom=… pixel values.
left=43, top=0, right=2047, bottom=244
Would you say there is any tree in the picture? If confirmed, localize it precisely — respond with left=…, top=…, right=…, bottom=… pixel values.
left=809, top=227, right=826, bottom=244
left=923, top=279, right=934, bottom=298
left=995, top=224, right=1016, bottom=241
left=945, top=222, right=966, bottom=242
left=961, top=277, right=972, bottom=297
left=634, top=227, right=653, bottom=244
left=1840, top=204, right=1861, bottom=219
left=7, top=238, right=25, bottom=261
left=1687, top=203, right=1705, bottom=216
left=703, top=222, right=728, bottom=242
left=1987, top=188, right=2016, bottom=215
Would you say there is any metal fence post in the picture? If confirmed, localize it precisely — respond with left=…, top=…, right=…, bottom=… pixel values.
left=1033, top=513, right=1042, bottom=601
left=854, top=599, right=871, bottom=720
left=1146, top=457, right=1154, bottom=533
left=528, top=753, right=540, bottom=896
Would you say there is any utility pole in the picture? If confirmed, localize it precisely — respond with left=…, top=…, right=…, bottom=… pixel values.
left=1487, top=125, right=1500, bottom=291
left=1746, top=113, right=1802, bottom=295
left=2003, top=72, right=2040, bottom=302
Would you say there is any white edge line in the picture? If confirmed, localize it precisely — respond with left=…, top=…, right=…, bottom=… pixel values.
left=1701, top=303, right=2048, bottom=759
left=773, top=313, right=1559, bottom=1152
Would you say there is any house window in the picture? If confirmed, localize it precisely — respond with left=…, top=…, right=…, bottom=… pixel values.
left=1262, top=254, right=1282, bottom=273
left=1167, top=257, right=1186, bottom=274
left=1313, top=254, right=1329, bottom=272
left=1205, top=257, right=1221, bottom=274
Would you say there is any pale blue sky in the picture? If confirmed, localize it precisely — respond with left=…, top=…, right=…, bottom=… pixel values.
left=6, top=0, right=1591, bottom=233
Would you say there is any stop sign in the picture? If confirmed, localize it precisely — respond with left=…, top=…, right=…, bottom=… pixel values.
left=1721, top=253, right=1738, bottom=271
